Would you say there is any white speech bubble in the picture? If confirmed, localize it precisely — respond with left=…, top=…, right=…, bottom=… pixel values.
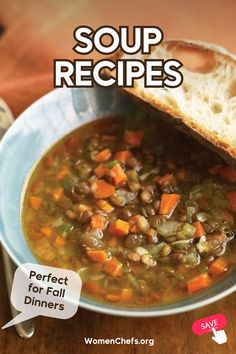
left=2, top=263, right=82, bottom=329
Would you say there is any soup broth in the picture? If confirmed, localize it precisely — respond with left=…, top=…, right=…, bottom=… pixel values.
left=22, top=114, right=236, bottom=307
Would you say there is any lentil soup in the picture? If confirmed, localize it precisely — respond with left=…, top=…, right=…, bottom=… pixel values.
left=22, top=114, right=236, bottom=307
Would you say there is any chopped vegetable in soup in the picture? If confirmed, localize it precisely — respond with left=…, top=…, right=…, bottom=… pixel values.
left=22, top=115, right=236, bottom=307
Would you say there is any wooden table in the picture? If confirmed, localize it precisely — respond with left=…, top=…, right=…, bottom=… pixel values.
left=1, top=1, right=236, bottom=353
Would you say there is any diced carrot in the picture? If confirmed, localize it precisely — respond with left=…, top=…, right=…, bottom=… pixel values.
left=94, top=148, right=112, bottom=162
left=52, top=188, right=64, bottom=201
left=83, top=281, right=100, bottom=294
left=219, top=166, right=236, bottom=182
left=207, top=164, right=222, bottom=176
left=129, top=215, right=140, bottom=233
left=91, top=180, right=115, bottom=199
left=124, top=129, right=144, bottom=146
left=187, top=273, right=211, bottom=293
left=96, top=199, right=114, bottom=213
left=227, top=192, right=236, bottom=212
left=57, top=166, right=70, bottom=180
left=105, top=294, right=121, bottom=302
left=30, top=196, right=42, bottom=210
left=159, top=193, right=181, bottom=215
left=54, top=235, right=66, bottom=248
left=130, top=224, right=139, bottom=233
left=120, top=288, right=133, bottom=301
left=208, top=257, right=229, bottom=276
left=129, top=215, right=148, bottom=233
left=87, top=250, right=110, bottom=264
left=41, top=227, right=52, bottom=238
left=107, top=236, right=118, bottom=247
left=109, top=163, right=127, bottom=186
left=44, top=155, right=54, bottom=169
left=90, top=214, right=107, bottom=230
left=103, top=257, right=123, bottom=277
left=94, top=163, right=107, bottom=178
left=109, top=219, right=130, bottom=236
left=155, top=174, right=176, bottom=187
left=115, top=150, right=133, bottom=163
left=192, top=221, right=205, bottom=238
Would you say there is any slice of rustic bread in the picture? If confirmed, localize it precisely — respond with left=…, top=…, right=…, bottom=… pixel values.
left=111, top=40, right=236, bottom=164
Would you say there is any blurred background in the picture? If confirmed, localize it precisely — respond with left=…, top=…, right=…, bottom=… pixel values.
left=0, top=0, right=236, bottom=116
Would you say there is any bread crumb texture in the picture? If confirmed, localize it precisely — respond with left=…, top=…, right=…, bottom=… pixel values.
left=120, top=40, right=236, bottom=157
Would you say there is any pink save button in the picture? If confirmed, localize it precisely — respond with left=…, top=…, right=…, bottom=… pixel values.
left=192, top=314, right=227, bottom=336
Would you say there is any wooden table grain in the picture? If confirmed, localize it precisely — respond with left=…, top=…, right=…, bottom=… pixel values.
left=1, top=1, right=236, bottom=353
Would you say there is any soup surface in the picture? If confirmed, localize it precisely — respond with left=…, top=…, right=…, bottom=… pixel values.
left=22, top=114, right=236, bottom=306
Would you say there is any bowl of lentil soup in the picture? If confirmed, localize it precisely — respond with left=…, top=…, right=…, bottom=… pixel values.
left=1, top=86, right=236, bottom=317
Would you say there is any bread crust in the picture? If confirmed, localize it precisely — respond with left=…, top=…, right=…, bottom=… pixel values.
left=105, top=40, right=236, bottom=166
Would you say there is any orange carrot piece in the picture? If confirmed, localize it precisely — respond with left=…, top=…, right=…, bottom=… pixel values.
left=219, top=166, right=236, bottom=182
left=208, top=257, right=229, bottom=276
left=187, top=273, right=211, bottom=293
left=52, top=188, right=64, bottom=201
left=57, top=166, right=70, bottom=180
left=129, top=215, right=140, bottom=233
left=94, top=148, right=112, bottom=163
left=103, top=257, right=123, bottom=277
left=96, top=199, right=114, bottom=213
left=91, top=180, right=115, bottom=199
left=30, top=196, right=42, bottom=210
left=83, top=281, right=100, bottom=294
left=159, top=193, right=181, bottom=215
left=109, top=219, right=130, bottom=236
left=115, top=150, right=132, bottom=163
left=109, top=163, right=127, bottom=186
left=90, top=214, right=107, bottom=230
left=227, top=192, right=236, bottom=212
left=87, top=250, right=110, bottom=264
left=94, top=163, right=107, bottom=178
left=54, top=236, right=66, bottom=248
left=124, top=130, right=144, bottom=146
left=129, top=215, right=148, bottom=233
left=41, top=226, right=52, bottom=238
left=192, top=221, right=205, bottom=238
